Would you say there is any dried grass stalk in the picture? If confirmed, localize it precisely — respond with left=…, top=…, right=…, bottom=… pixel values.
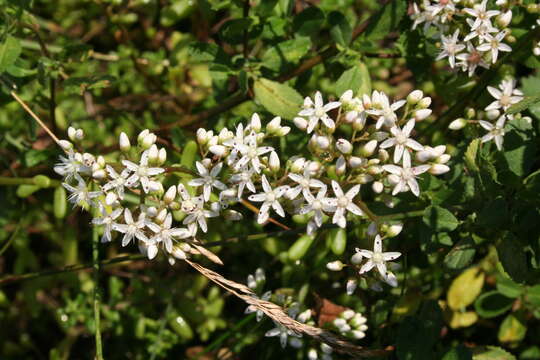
left=185, top=260, right=391, bottom=358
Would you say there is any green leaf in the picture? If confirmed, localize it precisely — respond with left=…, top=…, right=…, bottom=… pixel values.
left=465, top=139, right=480, bottom=172
left=447, top=267, right=484, bottom=310
left=327, top=228, right=347, bottom=255
left=253, top=78, right=303, bottom=120
left=501, top=118, right=535, bottom=178
left=63, top=75, right=115, bottom=95
left=423, top=205, right=459, bottom=232
left=444, top=238, right=476, bottom=270
left=288, top=234, right=315, bottom=261
left=188, top=42, right=220, bottom=63
left=497, top=233, right=528, bottom=283
left=219, top=18, right=254, bottom=45
left=524, top=285, right=540, bottom=307
left=521, top=75, right=540, bottom=120
left=506, top=94, right=540, bottom=115
left=498, top=313, right=526, bottom=343
left=0, top=35, right=22, bottom=73
left=496, top=276, right=524, bottom=298
left=328, top=11, right=352, bottom=47
left=53, top=186, right=67, bottom=219
left=261, top=36, right=311, bottom=72
left=292, top=6, right=325, bottom=37
left=362, top=0, right=407, bottom=40
left=473, top=346, right=516, bottom=360
left=477, top=197, right=508, bottom=229
left=335, top=63, right=371, bottom=98
left=442, top=345, right=473, bottom=360
left=16, top=184, right=40, bottom=198
left=474, top=291, right=513, bottom=319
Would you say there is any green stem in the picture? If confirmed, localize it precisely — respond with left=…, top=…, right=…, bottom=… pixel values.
left=0, top=176, right=61, bottom=187
left=379, top=209, right=425, bottom=221
left=92, top=227, right=104, bottom=360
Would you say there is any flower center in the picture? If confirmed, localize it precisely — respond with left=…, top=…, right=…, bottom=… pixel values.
left=395, top=133, right=408, bottom=144
left=337, top=196, right=349, bottom=208
left=372, top=252, right=383, bottom=264
left=315, top=108, right=325, bottom=118
left=499, top=94, right=511, bottom=106
left=312, top=200, right=322, bottom=210
left=266, top=192, right=276, bottom=202
left=138, top=166, right=148, bottom=176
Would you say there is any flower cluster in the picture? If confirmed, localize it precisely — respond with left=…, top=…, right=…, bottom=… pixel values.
left=331, top=309, right=369, bottom=340
left=450, top=77, right=530, bottom=150
left=411, top=0, right=513, bottom=75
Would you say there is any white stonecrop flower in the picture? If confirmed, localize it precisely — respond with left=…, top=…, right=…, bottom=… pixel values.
left=147, top=213, right=191, bottom=256
left=122, top=151, right=165, bottom=193
left=328, top=181, right=363, bottom=228
left=476, top=31, right=511, bottom=63
left=464, top=0, right=500, bottom=32
left=63, top=175, right=101, bottom=207
left=379, top=119, right=424, bottom=164
left=367, top=91, right=406, bottom=129
left=229, top=167, right=256, bottom=198
left=265, top=320, right=301, bottom=349
left=102, top=165, right=131, bottom=199
left=485, top=78, right=523, bottom=111
left=383, top=163, right=431, bottom=197
left=189, top=161, right=227, bottom=201
left=92, top=205, right=123, bottom=243
left=54, top=152, right=90, bottom=180
left=356, top=235, right=401, bottom=286
left=298, top=91, right=341, bottom=133
left=479, top=115, right=506, bottom=150
left=248, top=175, right=288, bottom=224
left=286, top=168, right=326, bottom=200
left=235, top=132, right=274, bottom=173
left=299, top=188, right=335, bottom=234
left=436, top=29, right=465, bottom=68
left=112, top=208, right=149, bottom=246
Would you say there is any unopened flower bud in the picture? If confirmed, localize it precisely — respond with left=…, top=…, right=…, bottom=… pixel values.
left=349, top=156, right=365, bottom=168
left=294, top=117, right=308, bottom=131
left=336, top=155, right=346, bottom=175
left=429, top=164, right=450, bottom=175
left=138, top=129, right=149, bottom=143
left=387, top=223, right=403, bottom=237
left=269, top=151, right=280, bottom=172
left=164, top=185, right=177, bottom=204
left=172, top=247, right=187, bottom=260
left=207, top=135, right=219, bottom=147
left=156, top=208, right=167, bottom=224
left=148, top=145, right=159, bottom=164
left=359, top=139, right=377, bottom=157
left=407, top=90, right=423, bottom=104
left=291, top=157, right=306, bottom=173
left=497, top=10, right=512, bottom=27
left=367, top=165, right=382, bottom=175
left=267, top=116, right=282, bottom=133
left=92, top=169, right=106, bottom=179
left=367, top=222, right=378, bottom=236
left=250, top=114, right=261, bottom=132
left=346, top=279, right=357, bottom=295
left=218, top=128, right=233, bottom=143
left=119, top=132, right=131, bottom=152
left=372, top=181, right=384, bottom=193
left=417, top=97, right=431, bottom=109
left=414, top=109, right=432, bottom=121
left=333, top=318, right=347, bottom=327
left=486, top=109, right=500, bottom=120
left=342, top=309, right=355, bottom=320
left=351, top=314, right=367, bottom=327
left=351, top=252, right=363, bottom=265
left=449, top=118, right=467, bottom=130
left=326, top=260, right=345, bottom=271
left=307, top=348, right=318, bottom=360
left=351, top=330, right=366, bottom=339
left=224, top=209, right=243, bottom=221
left=209, top=145, right=227, bottom=157
left=336, top=139, right=353, bottom=154
left=75, top=129, right=84, bottom=140
left=315, top=135, right=330, bottom=150
left=149, top=181, right=163, bottom=194
left=357, top=174, right=374, bottom=184
left=465, top=108, right=476, bottom=119
left=68, top=127, right=77, bottom=141
left=141, top=132, right=157, bottom=149
left=437, top=154, right=451, bottom=164
left=306, top=161, right=321, bottom=175
left=158, top=148, right=167, bottom=165
left=534, top=47, right=540, bottom=57
left=277, top=126, right=290, bottom=136
left=59, top=140, right=74, bottom=151
left=196, top=128, right=208, bottom=145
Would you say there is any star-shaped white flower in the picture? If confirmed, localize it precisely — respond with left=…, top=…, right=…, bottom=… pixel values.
left=328, top=181, right=363, bottom=228
left=379, top=119, right=424, bottom=165
left=436, top=30, right=465, bottom=68
left=356, top=235, right=401, bottom=283
left=286, top=168, right=326, bottom=200
left=265, top=319, right=301, bottom=349
left=366, top=91, right=406, bottom=129
left=245, top=291, right=272, bottom=322
left=181, top=195, right=219, bottom=234
left=464, top=0, right=500, bottom=32
left=479, top=115, right=506, bottom=150
left=463, top=18, right=497, bottom=42
left=189, top=161, right=227, bottom=201
left=298, top=187, right=335, bottom=230
left=382, top=163, right=431, bottom=197
left=147, top=213, right=191, bottom=255
left=235, top=132, right=274, bottom=173
left=476, top=31, right=511, bottom=64
left=54, top=152, right=90, bottom=181
left=122, top=151, right=165, bottom=193
left=92, top=205, right=123, bottom=243
left=229, top=167, right=256, bottom=198
left=248, top=175, right=288, bottom=224
left=485, top=78, right=523, bottom=111
left=298, top=91, right=341, bottom=133
left=112, top=208, right=148, bottom=246
left=63, top=174, right=101, bottom=207
left=102, top=165, right=131, bottom=199
left=456, top=42, right=490, bottom=76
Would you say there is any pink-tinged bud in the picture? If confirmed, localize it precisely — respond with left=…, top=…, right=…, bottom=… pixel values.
left=414, top=109, right=432, bottom=121
left=372, top=181, right=384, bottom=193
left=327, top=260, right=345, bottom=271
left=294, top=117, right=308, bottom=130
left=449, top=118, right=467, bottom=130
left=429, top=163, right=450, bottom=175
left=209, top=145, right=227, bottom=157
left=336, top=155, right=346, bottom=176
left=407, top=90, right=423, bottom=104
left=336, top=138, right=353, bottom=154
left=250, top=113, right=261, bottom=132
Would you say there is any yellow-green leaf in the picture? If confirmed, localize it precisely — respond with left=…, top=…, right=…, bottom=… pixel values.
left=448, top=267, right=485, bottom=310
left=254, top=78, right=303, bottom=120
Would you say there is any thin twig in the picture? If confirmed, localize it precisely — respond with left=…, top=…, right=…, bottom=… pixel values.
left=92, top=227, right=104, bottom=359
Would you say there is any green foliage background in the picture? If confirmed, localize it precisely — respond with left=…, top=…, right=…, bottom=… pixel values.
left=0, top=0, right=540, bottom=359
